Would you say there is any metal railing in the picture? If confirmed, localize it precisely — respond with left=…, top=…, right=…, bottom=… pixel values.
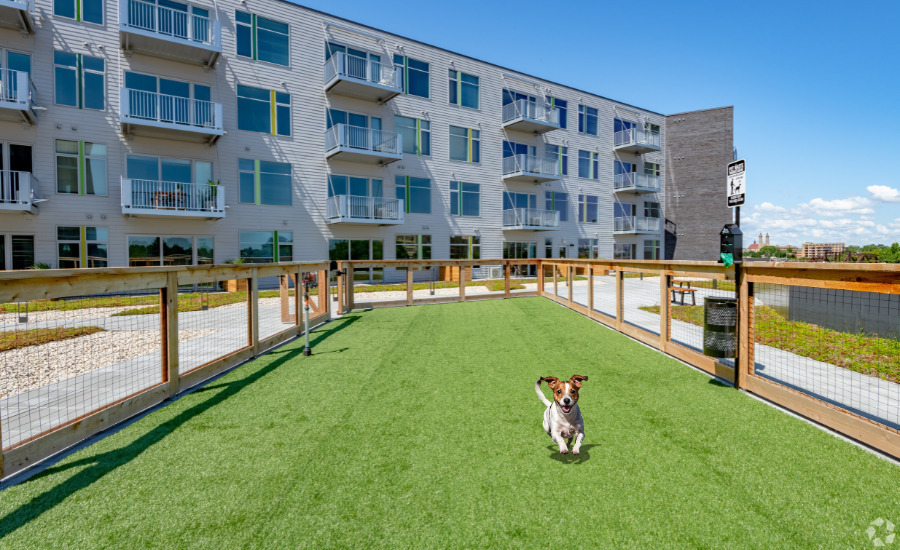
left=614, top=172, right=661, bottom=191
left=324, top=124, right=402, bottom=156
left=326, top=194, right=404, bottom=222
left=502, top=154, right=560, bottom=177
left=0, top=171, right=38, bottom=206
left=122, top=0, right=221, bottom=47
left=323, top=51, right=402, bottom=89
left=614, top=126, right=661, bottom=148
left=121, top=178, right=225, bottom=214
left=614, top=216, right=660, bottom=232
left=502, top=208, right=560, bottom=229
left=502, top=98, right=560, bottom=126
left=0, top=68, right=36, bottom=108
left=121, top=88, right=222, bottom=131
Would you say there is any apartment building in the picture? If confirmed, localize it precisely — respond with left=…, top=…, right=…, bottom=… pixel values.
left=0, top=0, right=728, bottom=277
left=799, top=242, right=845, bottom=259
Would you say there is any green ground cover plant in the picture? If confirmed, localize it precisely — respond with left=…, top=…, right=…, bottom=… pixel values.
left=0, top=326, right=104, bottom=352
left=0, top=298, right=896, bottom=548
left=641, top=304, right=900, bottom=381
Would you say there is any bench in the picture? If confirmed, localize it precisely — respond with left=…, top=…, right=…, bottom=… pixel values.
left=669, top=287, right=698, bottom=305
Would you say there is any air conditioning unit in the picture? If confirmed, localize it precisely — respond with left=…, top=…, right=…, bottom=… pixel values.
left=488, top=267, right=504, bottom=279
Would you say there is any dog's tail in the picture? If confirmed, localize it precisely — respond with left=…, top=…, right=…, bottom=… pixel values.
left=534, top=378, right=551, bottom=407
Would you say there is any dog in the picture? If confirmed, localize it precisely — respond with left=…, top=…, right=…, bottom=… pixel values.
left=535, top=375, right=588, bottom=455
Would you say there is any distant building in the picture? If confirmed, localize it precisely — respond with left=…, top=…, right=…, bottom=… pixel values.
left=799, top=242, right=845, bottom=258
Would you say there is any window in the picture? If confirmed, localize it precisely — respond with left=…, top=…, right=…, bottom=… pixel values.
left=578, top=105, right=598, bottom=135
left=327, top=109, right=380, bottom=130
left=503, top=191, right=536, bottom=211
left=644, top=239, right=660, bottom=260
left=396, top=235, right=431, bottom=260
left=449, top=126, right=479, bottom=162
left=577, top=238, right=599, bottom=260
left=578, top=194, right=600, bottom=223
left=238, top=159, right=292, bottom=205
left=393, top=55, right=429, bottom=98
left=450, top=182, right=480, bottom=217
left=0, top=235, right=35, bottom=270
left=56, top=140, right=107, bottom=195
left=449, top=70, right=479, bottom=109
left=644, top=162, right=660, bottom=176
left=126, top=155, right=212, bottom=185
left=54, top=0, right=102, bottom=24
left=449, top=236, right=480, bottom=260
left=54, top=51, right=104, bottom=110
left=395, top=116, right=430, bottom=156
left=237, top=85, right=290, bottom=136
left=578, top=150, right=598, bottom=180
left=395, top=176, right=431, bottom=214
left=503, top=140, right=535, bottom=162
left=128, top=236, right=210, bottom=266
left=545, top=238, right=553, bottom=258
left=329, top=239, right=384, bottom=282
left=547, top=96, right=567, bottom=129
left=614, top=243, right=634, bottom=260
left=236, top=10, right=289, bottom=66
left=124, top=72, right=212, bottom=126
left=644, top=201, right=660, bottom=219
left=57, top=226, right=108, bottom=268
left=503, top=242, right=536, bottom=259
left=546, top=144, right=568, bottom=176
left=239, top=230, right=292, bottom=263
left=328, top=175, right=382, bottom=198
left=545, top=192, right=568, bottom=222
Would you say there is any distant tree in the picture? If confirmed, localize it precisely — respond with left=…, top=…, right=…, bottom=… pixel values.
left=759, top=245, right=779, bottom=257
left=862, top=244, right=884, bottom=253
left=878, top=243, right=900, bottom=263
left=846, top=245, right=861, bottom=254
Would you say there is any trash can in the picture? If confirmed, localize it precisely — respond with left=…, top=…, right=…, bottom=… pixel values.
left=703, top=297, right=737, bottom=358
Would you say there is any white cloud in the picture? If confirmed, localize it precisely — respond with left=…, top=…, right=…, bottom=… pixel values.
left=867, top=185, right=900, bottom=203
left=755, top=202, right=786, bottom=213
left=797, top=197, right=874, bottom=216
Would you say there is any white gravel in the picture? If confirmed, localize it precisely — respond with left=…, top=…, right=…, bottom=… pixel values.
left=0, top=306, right=148, bottom=330
left=0, top=329, right=216, bottom=400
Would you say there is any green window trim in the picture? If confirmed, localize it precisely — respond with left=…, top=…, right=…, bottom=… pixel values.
left=56, top=139, right=107, bottom=196
left=449, top=126, right=479, bottom=163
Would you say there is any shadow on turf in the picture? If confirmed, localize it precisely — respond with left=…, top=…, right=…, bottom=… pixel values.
left=0, top=316, right=358, bottom=537
left=546, top=444, right=598, bottom=464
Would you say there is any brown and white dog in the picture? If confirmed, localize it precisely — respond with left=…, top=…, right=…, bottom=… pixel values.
left=535, top=375, right=588, bottom=455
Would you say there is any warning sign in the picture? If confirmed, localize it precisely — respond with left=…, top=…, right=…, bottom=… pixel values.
left=727, top=159, right=746, bottom=208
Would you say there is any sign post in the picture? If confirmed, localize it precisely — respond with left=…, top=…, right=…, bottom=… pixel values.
left=726, top=159, right=746, bottom=389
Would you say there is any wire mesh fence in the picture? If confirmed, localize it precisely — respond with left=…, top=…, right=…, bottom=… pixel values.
left=591, top=270, right=617, bottom=320
left=177, top=281, right=250, bottom=375
left=621, top=271, right=661, bottom=335
left=0, top=291, right=165, bottom=449
left=258, top=275, right=296, bottom=342
left=751, top=283, right=900, bottom=431
left=509, top=262, right=540, bottom=296
left=666, top=276, right=736, bottom=356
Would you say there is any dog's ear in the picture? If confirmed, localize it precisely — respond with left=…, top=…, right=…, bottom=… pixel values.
left=540, top=376, right=560, bottom=389
left=569, top=375, right=588, bottom=388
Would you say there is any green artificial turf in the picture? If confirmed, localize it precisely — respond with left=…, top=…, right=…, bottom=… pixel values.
left=0, top=298, right=898, bottom=548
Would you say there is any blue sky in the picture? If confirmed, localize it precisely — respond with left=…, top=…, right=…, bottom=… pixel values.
left=299, top=0, right=900, bottom=246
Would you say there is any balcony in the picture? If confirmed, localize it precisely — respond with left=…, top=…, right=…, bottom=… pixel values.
left=502, top=154, right=559, bottom=184
left=614, top=216, right=660, bottom=235
left=324, top=124, right=402, bottom=165
left=502, top=208, right=560, bottom=231
left=0, top=171, right=40, bottom=214
left=121, top=179, right=225, bottom=219
left=614, top=172, right=660, bottom=194
left=324, top=52, right=402, bottom=103
left=614, top=127, right=661, bottom=154
left=0, top=68, right=37, bottom=124
left=119, top=0, right=221, bottom=67
left=0, top=0, right=34, bottom=33
left=120, top=88, right=224, bottom=144
left=326, top=195, right=404, bottom=225
left=501, top=99, right=560, bottom=134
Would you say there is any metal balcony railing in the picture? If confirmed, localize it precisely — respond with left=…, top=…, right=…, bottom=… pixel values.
left=323, top=52, right=402, bottom=89
left=614, top=126, right=661, bottom=149
left=0, top=171, right=39, bottom=207
left=0, top=68, right=36, bottom=108
left=326, top=194, right=404, bottom=222
left=122, top=0, right=220, bottom=47
left=614, top=216, right=660, bottom=232
left=614, top=172, right=661, bottom=191
left=502, top=208, right=560, bottom=229
left=502, top=99, right=560, bottom=126
left=120, top=88, right=223, bottom=131
left=502, top=154, right=560, bottom=177
left=324, top=124, right=402, bottom=156
left=121, top=178, right=225, bottom=214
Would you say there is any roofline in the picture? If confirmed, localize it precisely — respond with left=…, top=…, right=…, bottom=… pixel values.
left=666, top=105, right=734, bottom=117
left=287, top=1, right=666, bottom=117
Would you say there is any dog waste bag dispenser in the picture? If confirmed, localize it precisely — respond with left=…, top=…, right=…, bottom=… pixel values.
left=703, top=297, right=737, bottom=358
left=719, top=224, right=743, bottom=267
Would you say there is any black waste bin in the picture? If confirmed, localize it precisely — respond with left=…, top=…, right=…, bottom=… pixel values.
left=703, top=297, right=737, bottom=358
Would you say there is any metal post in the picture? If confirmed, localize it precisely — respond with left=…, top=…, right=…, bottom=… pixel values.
left=303, top=275, right=311, bottom=356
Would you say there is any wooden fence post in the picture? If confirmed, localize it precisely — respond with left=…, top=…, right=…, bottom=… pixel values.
left=659, top=273, right=670, bottom=353
left=537, top=260, right=544, bottom=296
left=504, top=261, right=511, bottom=298
left=336, top=265, right=344, bottom=314
left=406, top=268, right=414, bottom=306
left=280, top=275, right=291, bottom=323
left=459, top=262, right=466, bottom=301
left=615, top=269, right=624, bottom=331
left=318, top=269, right=329, bottom=316
left=587, top=267, right=594, bottom=313
left=164, top=271, right=180, bottom=396
left=249, top=268, right=259, bottom=355
left=553, top=264, right=558, bottom=296
left=346, top=266, right=355, bottom=311
left=567, top=266, right=574, bottom=305
left=737, top=275, right=753, bottom=390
